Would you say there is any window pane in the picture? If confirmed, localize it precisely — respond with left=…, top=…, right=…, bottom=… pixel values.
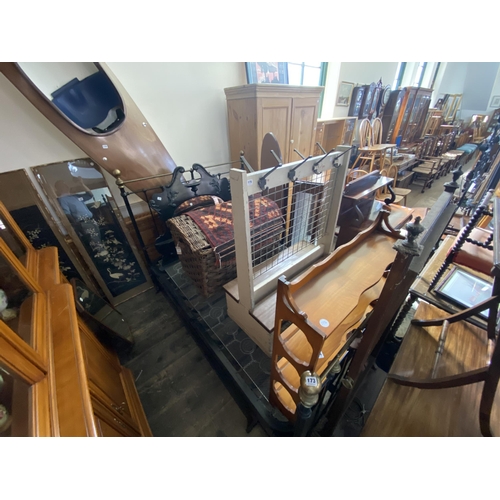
left=303, top=67, right=321, bottom=86
left=304, top=62, right=322, bottom=68
left=0, top=253, right=34, bottom=346
left=0, top=218, right=28, bottom=267
left=0, top=364, right=30, bottom=437
left=288, top=64, right=303, bottom=85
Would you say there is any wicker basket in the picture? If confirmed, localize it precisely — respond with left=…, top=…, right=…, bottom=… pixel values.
left=167, top=215, right=237, bottom=297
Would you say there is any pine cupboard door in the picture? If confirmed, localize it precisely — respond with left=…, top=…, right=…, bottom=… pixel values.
left=288, top=97, right=320, bottom=163
left=260, top=97, right=292, bottom=167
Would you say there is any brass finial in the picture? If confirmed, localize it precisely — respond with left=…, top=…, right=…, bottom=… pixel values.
left=112, top=169, right=124, bottom=187
left=299, top=371, right=321, bottom=408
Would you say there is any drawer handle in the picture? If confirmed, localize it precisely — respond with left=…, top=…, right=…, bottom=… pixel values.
left=111, top=403, right=125, bottom=414
left=114, top=417, right=126, bottom=428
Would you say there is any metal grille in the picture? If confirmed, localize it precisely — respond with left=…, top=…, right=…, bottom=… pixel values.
left=251, top=169, right=336, bottom=279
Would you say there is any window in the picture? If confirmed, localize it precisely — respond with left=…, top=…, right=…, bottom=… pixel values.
left=393, top=62, right=406, bottom=90
left=413, top=62, right=428, bottom=87
left=287, top=62, right=326, bottom=86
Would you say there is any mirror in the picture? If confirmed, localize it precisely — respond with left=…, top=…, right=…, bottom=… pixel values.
left=32, top=158, right=151, bottom=304
left=17, top=62, right=125, bottom=135
left=71, top=278, right=133, bottom=351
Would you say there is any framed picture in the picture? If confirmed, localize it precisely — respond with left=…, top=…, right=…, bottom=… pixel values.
left=245, top=62, right=288, bottom=84
left=489, top=95, right=500, bottom=108
left=435, top=267, right=493, bottom=319
left=337, top=81, right=354, bottom=107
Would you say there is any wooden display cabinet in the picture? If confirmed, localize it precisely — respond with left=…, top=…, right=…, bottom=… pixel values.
left=224, top=84, right=323, bottom=170
left=382, top=87, right=432, bottom=145
left=314, top=117, right=357, bottom=155
left=348, top=86, right=365, bottom=117
left=0, top=202, right=152, bottom=437
left=486, top=108, right=500, bottom=135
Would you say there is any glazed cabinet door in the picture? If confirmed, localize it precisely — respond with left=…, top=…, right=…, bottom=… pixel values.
left=342, top=118, right=357, bottom=145
left=0, top=240, right=53, bottom=437
left=288, top=97, right=319, bottom=163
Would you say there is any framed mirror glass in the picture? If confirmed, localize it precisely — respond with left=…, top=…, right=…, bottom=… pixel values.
left=0, top=169, right=92, bottom=287
left=16, top=62, right=125, bottom=136
left=32, top=159, right=152, bottom=304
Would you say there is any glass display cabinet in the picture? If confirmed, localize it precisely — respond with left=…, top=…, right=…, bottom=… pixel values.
left=382, top=87, right=433, bottom=145
left=0, top=208, right=152, bottom=437
left=31, top=158, right=152, bottom=305
left=0, top=238, right=52, bottom=437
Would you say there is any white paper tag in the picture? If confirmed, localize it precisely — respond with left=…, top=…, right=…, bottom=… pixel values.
left=247, top=179, right=253, bottom=186
left=319, top=351, right=324, bottom=359
left=305, top=376, right=318, bottom=387
left=176, top=246, right=182, bottom=255
left=319, top=319, right=330, bottom=328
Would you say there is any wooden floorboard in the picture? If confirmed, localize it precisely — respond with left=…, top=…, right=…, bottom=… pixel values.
left=114, top=287, right=266, bottom=436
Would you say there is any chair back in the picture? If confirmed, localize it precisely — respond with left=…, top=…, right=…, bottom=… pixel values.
left=345, top=168, right=369, bottom=184
left=358, top=119, right=372, bottom=148
left=372, top=118, right=383, bottom=145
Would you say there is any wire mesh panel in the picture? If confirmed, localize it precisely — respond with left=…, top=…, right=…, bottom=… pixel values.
left=252, top=170, right=336, bottom=279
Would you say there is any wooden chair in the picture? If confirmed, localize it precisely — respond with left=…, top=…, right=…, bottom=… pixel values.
left=372, top=118, right=383, bottom=145
left=358, top=118, right=372, bottom=148
left=363, top=194, right=500, bottom=437
left=411, top=157, right=443, bottom=193
left=375, top=169, right=404, bottom=205
left=345, top=168, right=369, bottom=184
left=428, top=190, right=494, bottom=291
left=386, top=164, right=411, bottom=206
left=362, top=300, right=500, bottom=436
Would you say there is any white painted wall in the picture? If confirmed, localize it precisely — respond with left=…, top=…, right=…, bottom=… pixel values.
left=487, top=65, right=500, bottom=111
left=17, top=62, right=98, bottom=100
left=105, top=62, right=246, bottom=167
left=432, top=62, right=469, bottom=107
left=0, top=73, right=85, bottom=174
left=461, top=62, right=500, bottom=120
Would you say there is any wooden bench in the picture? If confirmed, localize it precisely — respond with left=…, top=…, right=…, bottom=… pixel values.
left=270, top=209, right=404, bottom=420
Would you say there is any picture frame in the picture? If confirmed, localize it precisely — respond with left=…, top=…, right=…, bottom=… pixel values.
left=337, top=81, right=354, bottom=107
left=245, top=62, right=288, bottom=84
left=489, top=95, right=500, bottom=109
left=435, top=267, right=493, bottom=319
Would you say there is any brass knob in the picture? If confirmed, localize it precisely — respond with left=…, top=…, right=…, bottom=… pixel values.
left=299, top=371, right=321, bottom=408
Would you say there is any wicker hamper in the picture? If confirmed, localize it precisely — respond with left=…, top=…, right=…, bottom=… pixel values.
left=167, top=215, right=236, bottom=297
left=167, top=212, right=283, bottom=298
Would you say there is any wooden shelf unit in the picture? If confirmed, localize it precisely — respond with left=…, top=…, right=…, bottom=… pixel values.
left=270, top=211, right=403, bottom=420
left=314, top=117, right=358, bottom=155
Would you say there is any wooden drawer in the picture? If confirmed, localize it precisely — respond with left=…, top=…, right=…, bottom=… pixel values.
left=79, top=321, right=132, bottom=419
left=92, top=396, right=140, bottom=437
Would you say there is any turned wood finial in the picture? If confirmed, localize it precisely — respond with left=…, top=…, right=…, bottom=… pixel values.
left=394, top=216, right=424, bottom=256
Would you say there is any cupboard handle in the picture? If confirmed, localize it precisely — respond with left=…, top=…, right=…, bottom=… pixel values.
left=114, top=417, right=126, bottom=428
left=111, top=403, right=125, bottom=414
left=290, top=139, right=294, bottom=144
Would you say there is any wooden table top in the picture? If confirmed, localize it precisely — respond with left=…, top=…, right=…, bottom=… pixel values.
left=358, top=144, right=397, bottom=152
left=294, top=232, right=397, bottom=336
left=361, top=300, right=499, bottom=436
